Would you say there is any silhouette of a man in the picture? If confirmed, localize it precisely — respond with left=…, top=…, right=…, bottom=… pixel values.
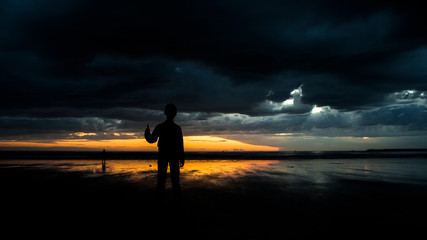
left=145, top=103, right=184, bottom=205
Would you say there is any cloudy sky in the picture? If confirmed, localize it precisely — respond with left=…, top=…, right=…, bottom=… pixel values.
left=1, top=0, right=427, bottom=151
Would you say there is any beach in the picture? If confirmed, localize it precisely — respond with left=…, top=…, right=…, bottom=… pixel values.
left=1, top=156, right=427, bottom=239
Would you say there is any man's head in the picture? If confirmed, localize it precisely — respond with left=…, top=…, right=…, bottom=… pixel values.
left=164, top=103, right=177, bottom=119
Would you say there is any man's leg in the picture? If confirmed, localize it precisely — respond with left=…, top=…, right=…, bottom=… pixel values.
left=169, top=160, right=181, bottom=206
left=157, top=159, right=168, bottom=203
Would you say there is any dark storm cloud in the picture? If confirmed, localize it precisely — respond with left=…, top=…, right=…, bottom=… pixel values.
left=1, top=0, right=427, bottom=141
left=0, top=116, right=121, bottom=140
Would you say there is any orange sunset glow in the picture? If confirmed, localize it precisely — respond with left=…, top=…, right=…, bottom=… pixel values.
left=0, top=135, right=279, bottom=151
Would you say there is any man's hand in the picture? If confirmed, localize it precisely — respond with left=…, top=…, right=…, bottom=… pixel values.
left=180, top=159, right=185, bottom=168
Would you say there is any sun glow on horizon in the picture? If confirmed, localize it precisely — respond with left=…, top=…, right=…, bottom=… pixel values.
left=0, top=135, right=279, bottom=152
left=184, top=136, right=278, bottom=151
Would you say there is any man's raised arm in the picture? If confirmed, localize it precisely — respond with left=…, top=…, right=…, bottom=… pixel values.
left=144, top=124, right=158, bottom=143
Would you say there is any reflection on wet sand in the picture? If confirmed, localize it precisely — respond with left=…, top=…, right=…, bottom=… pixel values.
left=181, top=160, right=279, bottom=187
left=183, top=160, right=279, bottom=176
left=1, top=158, right=426, bottom=186
left=0, top=159, right=279, bottom=180
left=90, top=160, right=280, bottom=186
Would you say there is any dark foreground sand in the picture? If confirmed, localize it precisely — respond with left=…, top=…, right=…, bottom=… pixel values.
left=1, top=161, right=426, bottom=239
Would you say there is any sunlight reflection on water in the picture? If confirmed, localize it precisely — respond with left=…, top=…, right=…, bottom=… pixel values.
left=1, top=158, right=427, bottom=187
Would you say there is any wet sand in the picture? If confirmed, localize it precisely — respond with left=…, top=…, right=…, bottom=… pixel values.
left=1, top=159, right=426, bottom=239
